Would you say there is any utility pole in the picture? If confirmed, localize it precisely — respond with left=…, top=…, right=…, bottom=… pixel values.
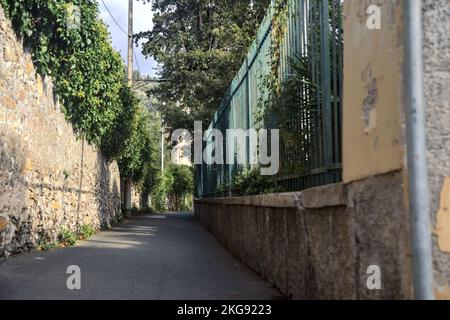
left=124, top=0, right=133, bottom=216
left=127, top=0, right=133, bottom=86
left=161, top=130, right=165, bottom=172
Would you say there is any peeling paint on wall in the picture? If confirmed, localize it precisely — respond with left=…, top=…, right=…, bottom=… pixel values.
left=436, top=177, right=450, bottom=253
left=343, top=0, right=404, bottom=183
left=435, top=283, right=450, bottom=300
left=361, top=65, right=378, bottom=134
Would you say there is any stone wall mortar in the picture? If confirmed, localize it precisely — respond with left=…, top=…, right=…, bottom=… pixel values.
left=0, top=5, right=121, bottom=257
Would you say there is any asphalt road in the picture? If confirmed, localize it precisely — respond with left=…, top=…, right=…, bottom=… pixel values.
left=0, top=213, right=281, bottom=300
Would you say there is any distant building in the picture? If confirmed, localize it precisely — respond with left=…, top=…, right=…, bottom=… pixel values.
left=172, top=131, right=192, bottom=167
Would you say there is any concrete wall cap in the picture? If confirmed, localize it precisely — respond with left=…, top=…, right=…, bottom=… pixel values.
left=195, top=183, right=347, bottom=209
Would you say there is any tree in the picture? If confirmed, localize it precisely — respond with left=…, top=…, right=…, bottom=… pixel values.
left=168, top=164, right=194, bottom=210
left=136, top=0, right=270, bottom=132
left=1, top=0, right=161, bottom=213
left=102, top=86, right=153, bottom=183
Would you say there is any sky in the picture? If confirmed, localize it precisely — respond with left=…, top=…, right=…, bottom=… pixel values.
left=97, top=0, right=158, bottom=77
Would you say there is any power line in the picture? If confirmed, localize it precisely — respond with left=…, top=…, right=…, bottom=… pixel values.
left=101, top=0, right=128, bottom=36
left=133, top=48, right=142, bottom=75
left=101, top=0, right=144, bottom=77
left=134, top=79, right=169, bottom=83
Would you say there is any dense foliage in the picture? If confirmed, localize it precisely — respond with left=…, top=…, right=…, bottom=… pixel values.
left=136, top=0, right=271, bottom=132
left=101, top=85, right=155, bottom=182
left=258, top=0, right=344, bottom=177
left=0, top=0, right=155, bottom=183
left=236, top=169, right=282, bottom=196
left=0, top=0, right=124, bottom=144
left=144, top=164, right=194, bottom=212
left=168, top=164, right=194, bottom=210
left=217, top=168, right=282, bottom=197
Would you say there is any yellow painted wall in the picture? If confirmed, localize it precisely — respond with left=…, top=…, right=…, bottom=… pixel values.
left=435, top=176, right=450, bottom=297
left=343, top=0, right=405, bottom=183
left=435, top=177, right=450, bottom=254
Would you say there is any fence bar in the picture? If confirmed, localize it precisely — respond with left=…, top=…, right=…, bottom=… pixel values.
left=196, top=0, right=343, bottom=198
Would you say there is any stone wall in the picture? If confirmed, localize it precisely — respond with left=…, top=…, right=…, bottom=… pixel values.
left=422, top=0, right=450, bottom=299
left=0, top=6, right=121, bottom=257
left=131, top=186, right=142, bottom=210
left=195, top=172, right=413, bottom=300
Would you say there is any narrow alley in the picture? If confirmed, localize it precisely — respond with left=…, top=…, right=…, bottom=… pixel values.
left=1, top=0, right=449, bottom=302
left=0, top=214, right=281, bottom=300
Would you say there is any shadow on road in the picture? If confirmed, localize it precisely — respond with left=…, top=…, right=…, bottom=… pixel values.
left=0, top=213, right=281, bottom=300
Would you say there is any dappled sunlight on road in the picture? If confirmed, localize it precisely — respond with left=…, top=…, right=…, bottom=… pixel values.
left=0, top=213, right=280, bottom=300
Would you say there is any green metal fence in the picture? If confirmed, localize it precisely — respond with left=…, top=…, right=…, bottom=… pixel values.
left=196, top=0, right=343, bottom=198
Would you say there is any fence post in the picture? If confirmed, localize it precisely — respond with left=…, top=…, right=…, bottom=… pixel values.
left=245, top=58, right=252, bottom=169
left=320, top=0, right=333, bottom=176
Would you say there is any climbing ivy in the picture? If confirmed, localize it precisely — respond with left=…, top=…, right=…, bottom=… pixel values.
left=255, top=0, right=288, bottom=127
left=0, top=0, right=126, bottom=145
left=256, top=0, right=344, bottom=177
left=269, top=0, right=288, bottom=96
left=0, top=0, right=154, bottom=183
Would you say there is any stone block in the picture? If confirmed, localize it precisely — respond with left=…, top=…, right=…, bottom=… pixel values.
left=3, top=46, right=17, bottom=62
left=17, top=89, right=27, bottom=103
left=1, top=95, right=16, bottom=110
left=23, top=157, right=33, bottom=172
left=25, top=61, right=34, bottom=75
left=52, top=201, right=61, bottom=210
left=0, top=216, right=8, bottom=233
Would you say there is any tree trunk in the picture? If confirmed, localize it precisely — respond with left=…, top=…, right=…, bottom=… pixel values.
left=123, top=177, right=132, bottom=217
left=197, top=0, right=203, bottom=40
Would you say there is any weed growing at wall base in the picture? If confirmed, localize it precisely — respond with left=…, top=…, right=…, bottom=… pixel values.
left=59, top=229, right=77, bottom=247
left=79, top=224, right=96, bottom=240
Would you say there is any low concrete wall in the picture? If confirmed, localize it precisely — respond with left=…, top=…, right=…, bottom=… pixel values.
left=195, top=171, right=413, bottom=300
